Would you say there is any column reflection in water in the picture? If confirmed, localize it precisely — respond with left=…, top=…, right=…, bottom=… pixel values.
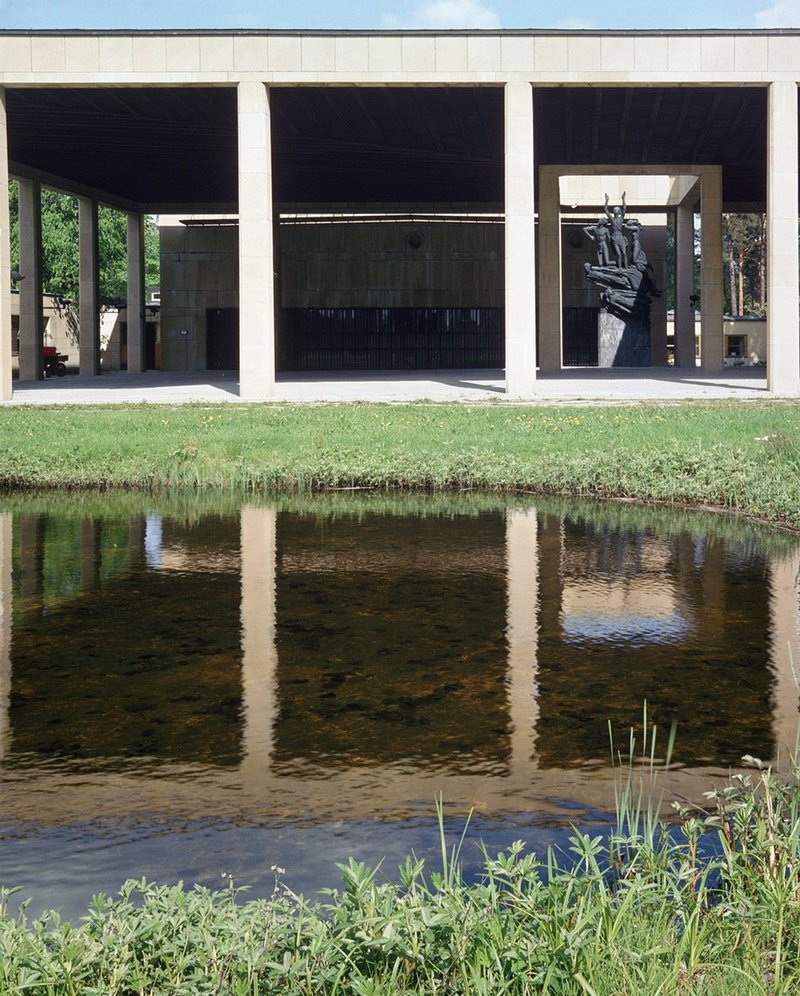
left=239, top=504, right=278, bottom=791
left=769, top=546, right=800, bottom=765
left=504, top=507, right=539, bottom=772
left=0, top=498, right=796, bottom=824
left=0, top=513, right=11, bottom=762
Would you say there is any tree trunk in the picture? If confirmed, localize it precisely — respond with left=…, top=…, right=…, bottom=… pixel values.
left=738, top=247, right=745, bottom=315
left=724, top=217, right=738, bottom=316
left=758, top=214, right=767, bottom=310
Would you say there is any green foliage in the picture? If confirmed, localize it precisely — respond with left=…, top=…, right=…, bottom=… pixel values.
left=8, top=181, right=159, bottom=303
left=723, top=213, right=767, bottom=317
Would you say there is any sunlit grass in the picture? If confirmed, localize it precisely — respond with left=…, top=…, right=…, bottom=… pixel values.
left=1, top=399, right=800, bottom=528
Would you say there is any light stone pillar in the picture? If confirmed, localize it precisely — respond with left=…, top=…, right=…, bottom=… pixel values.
left=674, top=202, right=697, bottom=368
left=506, top=507, right=539, bottom=773
left=504, top=82, right=536, bottom=398
left=239, top=504, right=278, bottom=793
left=238, top=82, right=275, bottom=401
left=0, top=90, right=11, bottom=402
left=79, top=196, right=101, bottom=376
left=537, top=169, right=562, bottom=371
left=0, top=513, right=12, bottom=763
left=699, top=169, right=724, bottom=372
left=18, top=178, right=44, bottom=382
left=767, top=81, right=800, bottom=395
left=769, top=549, right=800, bottom=768
left=127, top=212, right=146, bottom=373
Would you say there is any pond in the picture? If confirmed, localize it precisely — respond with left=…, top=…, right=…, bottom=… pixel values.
left=0, top=492, right=798, bottom=919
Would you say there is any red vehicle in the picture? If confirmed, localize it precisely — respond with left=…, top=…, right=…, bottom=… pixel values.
left=43, top=345, right=68, bottom=377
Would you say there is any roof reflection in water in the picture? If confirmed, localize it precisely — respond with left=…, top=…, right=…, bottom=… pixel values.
left=0, top=493, right=797, bottom=831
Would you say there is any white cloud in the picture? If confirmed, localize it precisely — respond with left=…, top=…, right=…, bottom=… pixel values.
left=383, top=1, right=501, bottom=29
left=755, top=0, right=800, bottom=26
left=552, top=16, right=595, bottom=28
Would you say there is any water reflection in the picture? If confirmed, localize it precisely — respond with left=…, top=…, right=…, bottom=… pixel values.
left=0, top=494, right=798, bottom=913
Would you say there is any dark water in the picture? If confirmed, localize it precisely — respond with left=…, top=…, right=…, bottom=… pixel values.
left=0, top=492, right=798, bottom=919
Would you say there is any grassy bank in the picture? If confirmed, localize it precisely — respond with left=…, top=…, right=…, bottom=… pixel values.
left=1, top=400, right=800, bottom=528
left=2, top=749, right=800, bottom=995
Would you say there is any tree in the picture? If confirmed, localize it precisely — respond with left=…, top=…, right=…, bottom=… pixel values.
left=722, top=213, right=766, bottom=316
left=9, top=181, right=160, bottom=303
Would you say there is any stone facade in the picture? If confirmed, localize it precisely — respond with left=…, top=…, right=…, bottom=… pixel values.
left=0, top=29, right=798, bottom=399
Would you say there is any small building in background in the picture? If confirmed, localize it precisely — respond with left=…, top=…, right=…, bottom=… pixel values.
left=10, top=291, right=160, bottom=376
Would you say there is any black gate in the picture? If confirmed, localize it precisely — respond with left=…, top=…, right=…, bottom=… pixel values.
left=278, top=307, right=504, bottom=371
left=562, top=307, right=599, bottom=367
left=206, top=308, right=240, bottom=370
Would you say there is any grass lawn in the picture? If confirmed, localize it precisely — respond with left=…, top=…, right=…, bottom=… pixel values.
left=0, top=399, right=799, bottom=528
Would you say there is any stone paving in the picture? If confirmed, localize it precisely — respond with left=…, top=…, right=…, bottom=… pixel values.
left=4, top=366, right=773, bottom=406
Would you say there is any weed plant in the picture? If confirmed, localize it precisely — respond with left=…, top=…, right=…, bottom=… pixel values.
left=3, top=720, right=800, bottom=994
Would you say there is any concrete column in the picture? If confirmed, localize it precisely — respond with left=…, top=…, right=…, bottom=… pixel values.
left=0, top=90, right=11, bottom=402
left=239, top=504, right=278, bottom=792
left=79, top=196, right=101, bottom=376
left=17, top=178, right=44, bottom=382
left=0, top=512, right=12, bottom=763
left=126, top=212, right=146, bottom=373
left=238, top=81, right=275, bottom=401
left=537, top=169, right=562, bottom=371
left=505, top=507, right=539, bottom=772
left=769, top=548, right=800, bottom=767
left=699, top=169, right=724, bottom=372
left=674, top=202, right=697, bottom=368
left=767, top=81, right=800, bottom=395
left=504, top=82, right=536, bottom=398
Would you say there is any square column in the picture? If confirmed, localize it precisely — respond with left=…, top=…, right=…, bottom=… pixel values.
left=674, top=201, right=697, bottom=368
left=505, top=507, right=539, bottom=773
left=767, top=81, right=800, bottom=395
left=504, top=82, right=536, bottom=398
left=17, top=178, right=44, bottom=381
left=79, top=196, right=101, bottom=376
left=126, top=212, right=146, bottom=372
left=238, top=81, right=275, bottom=401
left=699, top=169, right=724, bottom=372
left=0, top=91, right=10, bottom=402
left=239, top=504, right=278, bottom=791
left=537, top=169, right=562, bottom=371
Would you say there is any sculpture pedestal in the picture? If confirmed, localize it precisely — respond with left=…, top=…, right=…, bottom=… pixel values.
left=598, top=310, right=651, bottom=367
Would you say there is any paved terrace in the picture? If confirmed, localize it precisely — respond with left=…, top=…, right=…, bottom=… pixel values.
left=4, top=367, right=771, bottom=406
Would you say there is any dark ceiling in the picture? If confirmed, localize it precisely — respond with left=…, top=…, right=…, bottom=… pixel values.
left=6, top=83, right=771, bottom=211
left=534, top=87, right=768, bottom=206
left=6, top=87, right=239, bottom=208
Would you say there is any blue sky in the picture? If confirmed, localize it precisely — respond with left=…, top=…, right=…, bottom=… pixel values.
left=0, top=1, right=798, bottom=31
